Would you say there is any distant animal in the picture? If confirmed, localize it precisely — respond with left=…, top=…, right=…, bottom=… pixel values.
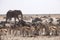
left=41, top=17, right=60, bottom=26
left=32, top=17, right=42, bottom=23
left=48, top=17, right=60, bottom=26
left=6, top=10, right=23, bottom=26
left=17, top=20, right=32, bottom=27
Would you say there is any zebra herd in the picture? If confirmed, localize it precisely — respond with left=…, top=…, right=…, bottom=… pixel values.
left=0, top=10, right=60, bottom=37
left=0, top=17, right=60, bottom=37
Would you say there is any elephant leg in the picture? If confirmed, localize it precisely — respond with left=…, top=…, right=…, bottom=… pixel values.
left=6, top=17, right=8, bottom=22
left=21, top=14, right=23, bottom=20
left=17, top=17, right=20, bottom=21
left=14, top=18, right=16, bottom=27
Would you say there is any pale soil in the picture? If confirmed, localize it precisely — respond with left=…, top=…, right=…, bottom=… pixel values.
left=1, top=35, right=60, bottom=40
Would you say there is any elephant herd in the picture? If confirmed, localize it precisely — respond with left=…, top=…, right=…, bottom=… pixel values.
left=0, top=10, right=60, bottom=37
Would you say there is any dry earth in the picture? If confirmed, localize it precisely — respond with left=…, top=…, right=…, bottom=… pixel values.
left=1, top=35, right=60, bottom=40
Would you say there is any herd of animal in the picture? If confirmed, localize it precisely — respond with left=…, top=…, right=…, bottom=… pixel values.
left=0, top=10, right=60, bottom=37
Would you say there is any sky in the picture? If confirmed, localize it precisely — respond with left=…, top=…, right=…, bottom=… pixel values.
left=0, top=0, right=60, bottom=14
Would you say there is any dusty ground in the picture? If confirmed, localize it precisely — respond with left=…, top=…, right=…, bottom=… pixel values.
left=1, top=35, right=60, bottom=40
